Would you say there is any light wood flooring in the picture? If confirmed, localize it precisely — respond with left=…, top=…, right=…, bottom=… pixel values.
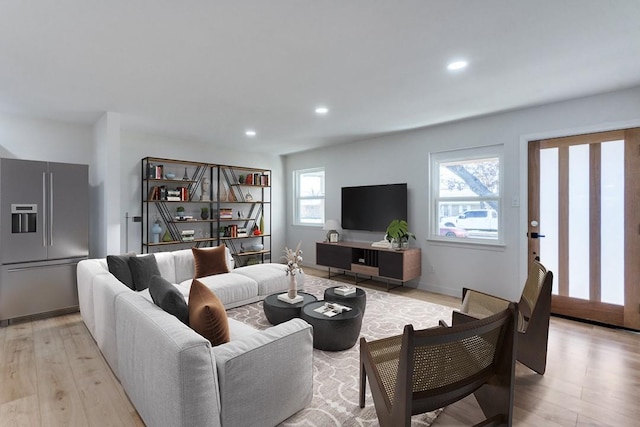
left=1, top=268, right=638, bottom=426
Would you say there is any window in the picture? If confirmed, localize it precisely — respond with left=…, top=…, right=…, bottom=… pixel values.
left=294, top=167, right=325, bottom=226
left=429, top=145, right=503, bottom=243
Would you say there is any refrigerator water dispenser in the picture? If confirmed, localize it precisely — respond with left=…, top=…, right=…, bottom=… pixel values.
left=11, top=204, right=37, bottom=233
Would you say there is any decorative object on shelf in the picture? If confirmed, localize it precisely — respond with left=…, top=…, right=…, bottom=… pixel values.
left=176, top=206, right=186, bottom=220
left=200, top=207, right=209, bottom=220
left=182, top=167, right=189, bottom=180
left=227, top=186, right=237, bottom=201
left=165, top=172, right=175, bottom=179
left=219, top=185, right=227, bottom=202
left=252, top=224, right=261, bottom=236
left=323, top=219, right=342, bottom=243
left=151, top=219, right=162, bottom=243
left=385, top=219, right=416, bottom=250
left=259, top=214, right=265, bottom=234
left=278, top=242, right=304, bottom=304
left=146, top=163, right=156, bottom=179
left=245, top=191, right=253, bottom=201
left=239, top=174, right=245, bottom=184
left=200, top=177, right=210, bottom=201
left=162, top=230, right=172, bottom=242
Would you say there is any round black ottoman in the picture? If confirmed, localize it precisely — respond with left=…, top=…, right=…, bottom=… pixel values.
left=323, top=286, right=367, bottom=315
left=263, top=292, right=317, bottom=325
left=300, top=301, right=363, bottom=351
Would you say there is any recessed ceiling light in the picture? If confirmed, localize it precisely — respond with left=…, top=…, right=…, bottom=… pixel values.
left=447, top=60, right=468, bottom=71
left=315, top=106, right=329, bottom=115
left=245, top=130, right=256, bottom=137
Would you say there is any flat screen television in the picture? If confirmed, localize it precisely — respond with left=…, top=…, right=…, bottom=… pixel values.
left=341, top=183, right=408, bottom=232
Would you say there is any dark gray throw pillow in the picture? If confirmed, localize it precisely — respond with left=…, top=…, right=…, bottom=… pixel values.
left=148, top=275, right=189, bottom=325
left=129, top=254, right=161, bottom=291
left=106, top=254, right=135, bottom=290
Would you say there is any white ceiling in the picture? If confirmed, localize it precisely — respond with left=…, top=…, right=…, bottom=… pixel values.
left=1, top=1, right=639, bottom=155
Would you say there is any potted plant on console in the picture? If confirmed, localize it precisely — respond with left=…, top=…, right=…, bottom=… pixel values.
left=385, top=219, right=415, bottom=250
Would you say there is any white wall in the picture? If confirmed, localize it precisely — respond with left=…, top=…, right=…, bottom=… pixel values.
left=92, top=112, right=122, bottom=257
left=0, top=112, right=92, bottom=162
left=284, top=85, right=640, bottom=300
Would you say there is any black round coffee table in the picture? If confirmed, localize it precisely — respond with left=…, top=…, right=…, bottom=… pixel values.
left=263, top=292, right=317, bottom=325
left=323, top=286, right=367, bottom=314
left=300, top=301, right=363, bottom=351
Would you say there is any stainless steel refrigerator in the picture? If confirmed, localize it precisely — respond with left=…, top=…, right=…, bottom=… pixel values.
left=0, top=158, right=89, bottom=325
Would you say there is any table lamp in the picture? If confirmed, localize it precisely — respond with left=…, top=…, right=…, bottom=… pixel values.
left=323, top=219, right=341, bottom=243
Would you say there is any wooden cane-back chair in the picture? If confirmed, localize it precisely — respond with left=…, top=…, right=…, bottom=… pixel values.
left=360, top=304, right=517, bottom=427
left=454, top=260, right=553, bottom=374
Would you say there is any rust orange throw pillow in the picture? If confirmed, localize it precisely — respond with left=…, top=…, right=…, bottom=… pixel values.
left=192, top=246, right=229, bottom=279
left=188, top=279, right=230, bottom=346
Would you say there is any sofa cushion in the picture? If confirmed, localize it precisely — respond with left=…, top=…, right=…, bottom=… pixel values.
left=188, top=278, right=230, bottom=346
left=232, top=263, right=304, bottom=296
left=180, top=273, right=259, bottom=308
left=192, top=246, right=230, bottom=279
left=106, top=254, right=135, bottom=290
left=129, top=254, right=161, bottom=291
left=149, top=275, right=189, bottom=325
left=153, top=251, right=177, bottom=283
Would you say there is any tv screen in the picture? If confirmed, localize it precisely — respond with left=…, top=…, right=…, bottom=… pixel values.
left=341, top=184, right=408, bottom=232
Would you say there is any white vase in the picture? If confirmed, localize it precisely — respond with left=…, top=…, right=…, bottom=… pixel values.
left=287, top=275, right=297, bottom=299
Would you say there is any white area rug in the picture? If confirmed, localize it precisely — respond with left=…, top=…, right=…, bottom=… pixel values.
left=226, top=276, right=454, bottom=427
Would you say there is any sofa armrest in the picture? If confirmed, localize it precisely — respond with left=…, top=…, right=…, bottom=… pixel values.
left=212, top=318, right=313, bottom=427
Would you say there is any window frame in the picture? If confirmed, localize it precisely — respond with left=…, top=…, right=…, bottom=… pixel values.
left=428, top=145, right=504, bottom=245
left=293, top=167, right=325, bottom=226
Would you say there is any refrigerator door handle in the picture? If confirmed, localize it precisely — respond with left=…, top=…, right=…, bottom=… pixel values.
left=49, top=172, right=54, bottom=246
left=42, top=172, right=47, bottom=247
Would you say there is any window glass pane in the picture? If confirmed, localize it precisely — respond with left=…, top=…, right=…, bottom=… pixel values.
left=439, top=157, right=500, bottom=197
left=300, top=171, right=324, bottom=197
left=568, top=144, right=590, bottom=300
left=298, top=199, right=324, bottom=224
left=600, top=140, right=624, bottom=305
left=438, top=201, right=499, bottom=240
left=539, top=148, right=559, bottom=294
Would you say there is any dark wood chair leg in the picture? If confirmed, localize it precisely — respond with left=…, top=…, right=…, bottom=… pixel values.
left=359, top=339, right=367, bottom=408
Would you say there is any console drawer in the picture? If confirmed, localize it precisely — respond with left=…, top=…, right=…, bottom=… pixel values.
left=351, top=263, right=379, bottom=276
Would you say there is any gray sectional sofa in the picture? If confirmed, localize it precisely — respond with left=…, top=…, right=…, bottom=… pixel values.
left=77, top=247, right=313, bottom=427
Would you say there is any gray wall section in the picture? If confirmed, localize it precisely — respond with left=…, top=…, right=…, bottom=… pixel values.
left=284, top=85, right=640, bottom=300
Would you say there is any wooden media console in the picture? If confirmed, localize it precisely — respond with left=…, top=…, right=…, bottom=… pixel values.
left=316, top=241, right=421, bottom=290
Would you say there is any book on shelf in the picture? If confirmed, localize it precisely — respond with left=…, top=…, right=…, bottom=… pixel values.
left=219, top=208, right=233, bottom=219
left=154, top=164, right=164, bottom=180
left=181, top=229, right=195, bottom=242
left=148, top=186, right=160, bottom=201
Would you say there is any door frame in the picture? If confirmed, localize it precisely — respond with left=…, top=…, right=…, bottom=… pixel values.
left=519, top=119, right=640, bottom=328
